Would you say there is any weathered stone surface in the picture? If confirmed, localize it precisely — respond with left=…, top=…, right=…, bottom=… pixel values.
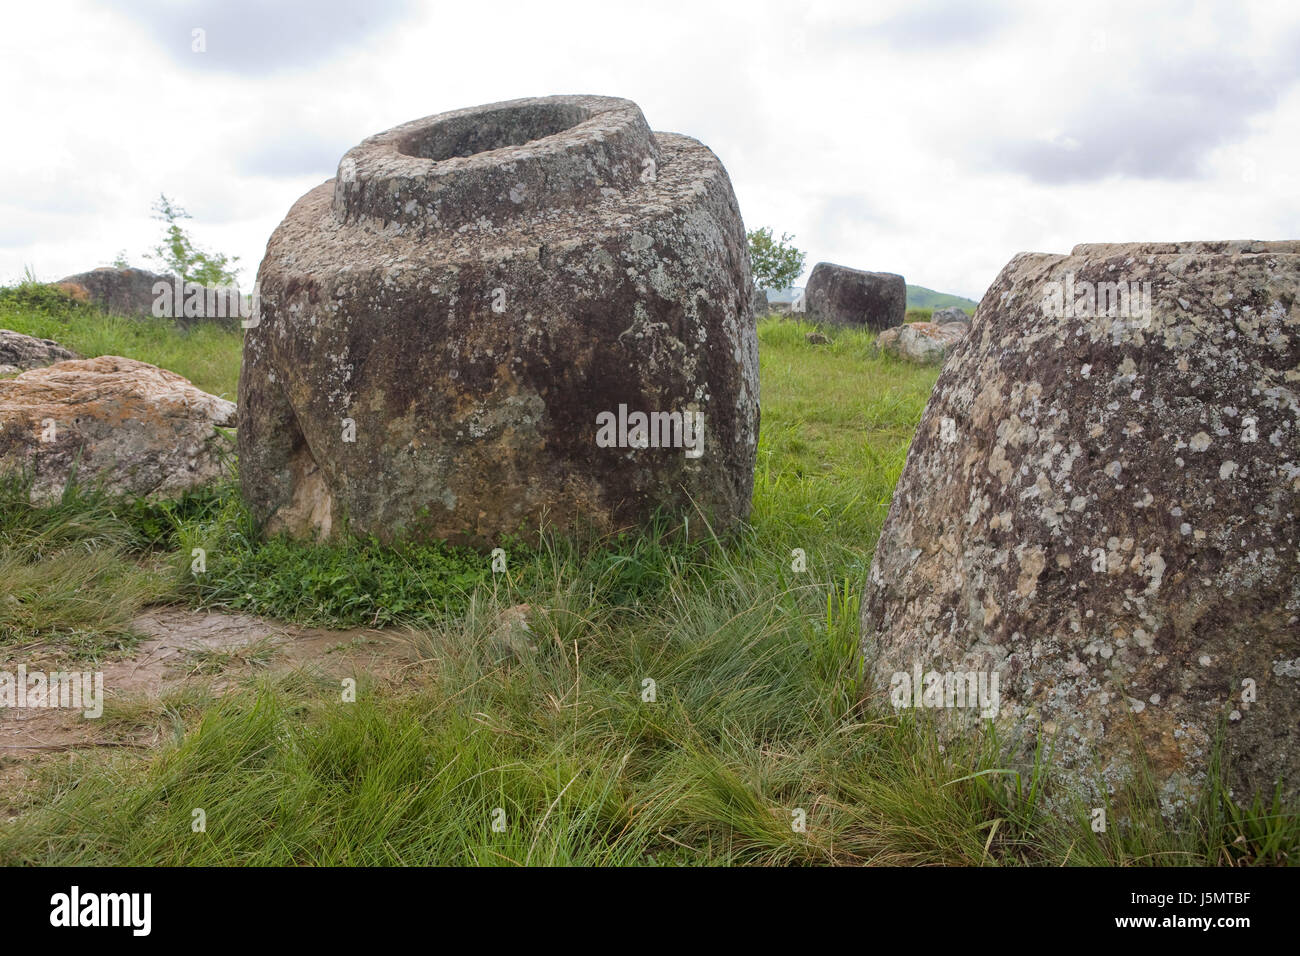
left=55, top=267, right=245, bottom=325
left=805, top=262, right=905, bottom=330
left=0, top=329, right=78, bottom=375
left=861, top=240, right=1300, bottom=816
left=0, top=356, right=235, bottom=503
left=875, top=321, right=966, bottom=365
left=240, top=95, right=758, bottom=545
left=932, top=306, right=971, bottom=325
left=751, top=287, right=769, bottom=317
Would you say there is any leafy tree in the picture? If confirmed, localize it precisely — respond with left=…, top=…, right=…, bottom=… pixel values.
left=747, top=227, right=806, bottom=291
left=147, top=193, right=241, bottom=286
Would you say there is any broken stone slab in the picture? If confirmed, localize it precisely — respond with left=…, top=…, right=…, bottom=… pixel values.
left=0, top=329, right=79, bottom=376
left=0, top=356, right=235, bottom=504
left=240, top=95, right=758, bottom=546
left=860, top=239, right=1300, bottom=817
left=874, top=320, right=967, bottom=365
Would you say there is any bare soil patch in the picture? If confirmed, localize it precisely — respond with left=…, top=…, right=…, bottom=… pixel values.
left=1, top=606, right=421, bottom=815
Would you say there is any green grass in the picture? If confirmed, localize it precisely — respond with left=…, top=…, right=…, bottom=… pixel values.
left=0, top=477, right=182, bottom=661
left=0, top=297, right=1295, bottom=866
left=187, top=522, right=491, bottom=627
left=0, top=281, right=241, bottom=399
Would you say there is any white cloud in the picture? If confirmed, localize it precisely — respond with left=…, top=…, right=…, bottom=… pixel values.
left=2, top=0, right=1297, bottom=301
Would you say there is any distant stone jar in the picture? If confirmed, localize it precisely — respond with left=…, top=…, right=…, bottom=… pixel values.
left=55, top=267, right=171, bottom=318
left=55, top=267, right=245, bottom=327
left=805, top=262, right=906, bottom=330
left=239, top=95, right=758, bottom=545
left=860, top=240, right=1300, bottom=817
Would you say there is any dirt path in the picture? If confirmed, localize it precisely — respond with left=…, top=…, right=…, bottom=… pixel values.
left=0, top=606, right=423, bottom=816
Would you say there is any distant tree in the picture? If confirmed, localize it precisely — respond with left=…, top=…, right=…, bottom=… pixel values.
left=147, top=193, right=240, bottom=286
left=747, top=227, right=806, bottom=291
left=110, top=250, right=131, bottom=269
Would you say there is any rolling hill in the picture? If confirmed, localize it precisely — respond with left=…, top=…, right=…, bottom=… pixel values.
left=905, top=284, right=980, bottom=312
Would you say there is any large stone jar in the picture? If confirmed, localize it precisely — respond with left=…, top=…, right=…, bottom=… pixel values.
left=239, top=95, right=758, bottom=545
left=861, top=240, right=1300, bottom=816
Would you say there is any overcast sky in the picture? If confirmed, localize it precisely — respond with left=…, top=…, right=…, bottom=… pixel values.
left=3, top=0, right=1298, bottom=301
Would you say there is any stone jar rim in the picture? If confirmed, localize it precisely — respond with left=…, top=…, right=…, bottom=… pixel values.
left=330, top=94, right=660, bottom=232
